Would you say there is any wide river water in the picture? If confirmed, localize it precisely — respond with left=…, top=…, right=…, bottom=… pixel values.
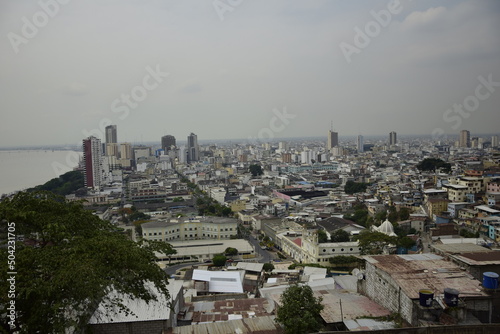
left=0, top=150, right=82, bottom=195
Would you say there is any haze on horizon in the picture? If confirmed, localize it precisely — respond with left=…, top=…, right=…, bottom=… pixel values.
left=1, top=0, right=499, bottom=147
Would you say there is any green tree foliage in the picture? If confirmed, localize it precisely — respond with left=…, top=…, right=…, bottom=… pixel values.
left=212, top=254, right=227, bottom=267
left=399, top=207, right=410, bottom=221
left=374, top=210, right=387, bottom=223
left=416, top=158, right=451, bottom=173
left=357, top=230, right=397, bottom=255
left=249, top=164, right=263, bottom=177
left=317, top=229, right=328, bottom=243
left=0, top=191, right=175, bottom=333
left=225, top=247, right=238, bottom=256
left=28, top=170, right=84, bottom=196
left=129, top=211, right=151, bottom=222
left=329, top=255, right=362, bottom=265
left=263, top=263, right=275, bottom=272
left=344, top=180, right=369, bottom=195
left=330, top=229, right=350, bottom=242
left=397, top=236, right=416, bottom=250
left=276, top=284, right=324, bottom=334
left=343, top=204, right=369, bottom=227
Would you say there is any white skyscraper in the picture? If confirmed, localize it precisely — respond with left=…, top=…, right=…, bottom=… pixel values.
left=492, top=135, right=499, bottom=148
left=357, top=135, right=364, bottom=153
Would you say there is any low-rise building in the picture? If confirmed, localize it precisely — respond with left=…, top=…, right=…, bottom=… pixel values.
left=142, top=217, right=238, bottom=242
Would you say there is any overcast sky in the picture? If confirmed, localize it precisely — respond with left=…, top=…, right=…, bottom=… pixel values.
left=1, top=0, right=499, bottom=147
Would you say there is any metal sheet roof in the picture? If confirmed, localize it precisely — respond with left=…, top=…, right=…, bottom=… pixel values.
left=89, top=280, right=183, bottom=324
left=192, top=269, right=244, bottom=293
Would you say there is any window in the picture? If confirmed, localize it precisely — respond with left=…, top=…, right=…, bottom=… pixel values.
left=323, top=249, right=326, bottom=252
left=341, top=248, right=344, bottom=252
left=350, top=248, right=353, bottom=251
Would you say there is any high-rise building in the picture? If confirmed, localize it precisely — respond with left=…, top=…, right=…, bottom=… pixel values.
left=105, top=125, right=117, bottom=144
left=459, top=130, right=470, bottom=148
left=357, top=135, right=364, bottom=153
left=187, top=133, right=199, bottom=163
left=327, top=130, right=338, bottom=150
left=120, top=143, right=132, bottom=159
left=105, top=143, right=119, bottom=157
left=389, top=131, right=397, bottom=146
left=161, top=135, right=176, bottom=152
left=492, top=135, right=498, bottom=148
left=83, top=136, right=103, bottom=189
left=105, top=125, right=118, bottom=157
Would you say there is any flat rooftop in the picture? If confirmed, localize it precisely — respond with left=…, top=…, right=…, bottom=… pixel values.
left=364, top=254, right=489, bottom=299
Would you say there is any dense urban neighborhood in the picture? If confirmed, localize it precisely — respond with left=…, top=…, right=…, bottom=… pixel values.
left=5, top=127, right=499, bottom=333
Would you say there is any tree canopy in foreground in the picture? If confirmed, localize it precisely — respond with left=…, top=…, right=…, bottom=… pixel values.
left=275, top=284, right=324, bottom=334
left=0, top=191, right=175, bottom=333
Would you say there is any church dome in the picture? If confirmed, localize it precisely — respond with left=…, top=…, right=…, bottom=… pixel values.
left=378, top=218, right=397, bottom=237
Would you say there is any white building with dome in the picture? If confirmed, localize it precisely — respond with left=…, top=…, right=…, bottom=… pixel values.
left=372, top=218, right=398, bottom=237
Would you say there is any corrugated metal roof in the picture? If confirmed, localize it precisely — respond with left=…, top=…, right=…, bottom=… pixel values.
left=171, top=316, right=282, bottom=334
left=236, top=262, right=264, bottom=273
left=192, top=269, right=244, bottom=293
left=365, top=255, right=489, bottom=299
left=89, top=280, right=183, bottom=324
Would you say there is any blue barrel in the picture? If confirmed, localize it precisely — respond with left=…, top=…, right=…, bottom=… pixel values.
left=444, top=288, right=459, bottom=307
left=483, top=272, right=499, bottom=289
left=419, top=289, right=434, bottom=307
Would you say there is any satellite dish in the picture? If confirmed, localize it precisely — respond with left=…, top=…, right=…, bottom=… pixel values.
left=357, top=273, right=365, bottom=280
left=352, top=268, right=360, bottom=276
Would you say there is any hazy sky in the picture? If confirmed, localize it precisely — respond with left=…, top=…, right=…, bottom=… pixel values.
left=1, top=0, right=499, bottom=147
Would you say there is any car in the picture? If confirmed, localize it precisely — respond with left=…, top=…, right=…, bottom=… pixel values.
left=204, top=259, right=212, bottom=263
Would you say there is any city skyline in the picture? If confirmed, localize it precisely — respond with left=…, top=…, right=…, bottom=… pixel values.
left=1, top=0, right=499, bottom=147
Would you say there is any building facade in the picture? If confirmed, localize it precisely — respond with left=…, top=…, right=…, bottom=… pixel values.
left=83, top=136, right=103, bottom=189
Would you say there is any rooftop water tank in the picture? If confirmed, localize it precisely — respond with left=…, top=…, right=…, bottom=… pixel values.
left=419, top=289, right=434, bottom=307
left=444, top=288, right=459, bottom=307
left=483, top=272, right=499, bottom=290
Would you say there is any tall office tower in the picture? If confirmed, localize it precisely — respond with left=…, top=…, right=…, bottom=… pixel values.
left=105, top=143, right=119, bottom=157
left=187, top=133, right=199, bottom=163
left=492, top=135, right=499, bottom=148
left=327, top=130, right=338, bottom=150
left=120, top=142, right=132, bottom=159
left=459, top=130, right=470, bottom=148
left=104, top=125, right=118, bottom=157
left=161, top=135, right=176, bottom=152
left=357, top=135, right=364, bottom=153
left=83, top=136, right=103, bottom=189
left=105, top=125, right=117, bottom=144
left=389, top=131, right=397, bottom=145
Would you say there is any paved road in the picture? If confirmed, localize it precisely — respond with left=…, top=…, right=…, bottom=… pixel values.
left=165, top=262, right=202, bottom=276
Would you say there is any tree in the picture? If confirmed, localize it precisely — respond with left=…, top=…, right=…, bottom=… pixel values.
left=344, top=180, right=369, bottom=194
left=416, top=158, right=451, bottom=173
left=212, top=254, right=227, bottom=267
left=357, top=230, right=397, bottom=255
left=28, top=170, right=84, bottom=196
left=249, top=164, right=263, bottom=177
left=399, top=207, right=410, bottom=221
left=397, top=236, right=416, bottom=250
left=330, top=229, right=350, bottom=242
left=276, top=284, right=324, bottom=334
left=225, top=247, right=238, bottom=256
left=263, top=263, right=275, bottom=272
left=0, top=191, right=176, bottom=333
left=317, top=229, right=328, bottom=243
